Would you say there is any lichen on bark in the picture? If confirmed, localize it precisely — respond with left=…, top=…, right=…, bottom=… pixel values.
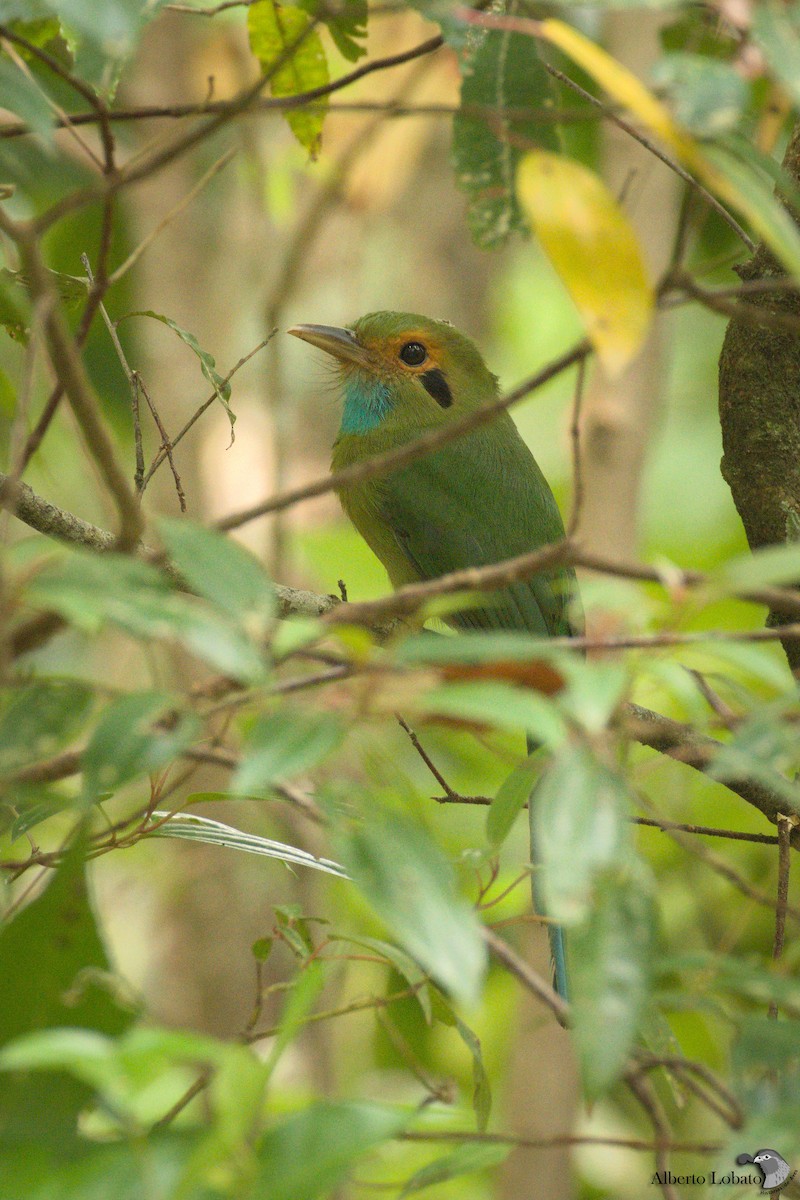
left=718, top=121, right=800, bottom=670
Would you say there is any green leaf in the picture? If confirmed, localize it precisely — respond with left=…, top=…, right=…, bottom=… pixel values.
left=651, top=53, right=747, bottom=136
left=331, top=934, right=432, bottom=1022
left=8, top=0, right=168, bottom=94
left=0, top=267, right=31, bottom=342
left=9, top=786, right=73, bottom=840
left=146, top=810, right=349, bottom=878
left=158, top=518, right=274, bottom=624
left=533, top=745, right=630, bottom=924
left=733, top=1015, right=800, bottom=1078
left=753, top=0, right=800, bottom=109
left=0, top=835, right=132, bottom=1153
left=234, top=708, right=344, bottom=793
left=254, top=1101, right=407, bottom=1200
left=430, top=990, right=492, bottom=1131
left=419, top=680, right=568, bottom=747
left=698, top=141, right=800, bottom=282
left=82, top=692, right=199, bottom=802
left=401, top=1142, right=510, bottom=1196
left=300, top=0, right=366, bottom=61
left=124, top=310, right=235, bottom=438
left=486, top=756, right=537, bottom=847
left=717, top=541, right=800, bottom=591
left=248, top=0, right=330, bottom=158
left=26, top=551, right=265, bottom=683
left=517, top=151, right=653, bottom=376
left=0, top=1025, right=266, bottom=1139
left=0, top=678, right=93, bottom=780
left=339, top=811, right=487, bottom=1008
left=452, top=20, right=559, bottom=248
left=0, top=58, right=55, bottom=139
left=264, top=962, right=326, bottom=1078
left=569, top=865, right=657, bottom=1098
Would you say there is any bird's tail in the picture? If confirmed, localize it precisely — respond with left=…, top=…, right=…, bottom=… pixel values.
left=526, top=735, right=569, bottom=1002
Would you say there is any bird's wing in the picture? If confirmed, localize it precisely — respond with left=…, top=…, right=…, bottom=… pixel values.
left=377, top=428, right=575, bottom=638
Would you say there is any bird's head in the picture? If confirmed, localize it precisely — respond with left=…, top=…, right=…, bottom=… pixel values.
left=288, top=311, right=498, bottom=436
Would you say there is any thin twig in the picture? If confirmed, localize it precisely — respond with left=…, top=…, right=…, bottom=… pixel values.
left=141, top=332, right=276, bottom=489
left=624, top=1071, right=679, bottom=1200
left=82, top=255, right=146, bottom=494
left=397, top=716, right=458, bottom=799
left=108, top=147, right=236, bottom=286
left=768, top=813, right=797, bottom=1019
left=400, top=1130, right=722, bottom=1154
left=482, top=925, right=568, bottom=1026
left=32, top=32, right=444, bottom=235
left=567, top=356, right=587, bottom=537
left=137, top=375, right=186, bottom=510
left=634, top=816, right=779, bottom=845
left=0, top=217, right=142, bottom=551
left=216, top=342, right=592, bottom=532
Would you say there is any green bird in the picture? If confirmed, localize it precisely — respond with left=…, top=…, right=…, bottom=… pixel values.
left=289, top=311, right=578, bottom=997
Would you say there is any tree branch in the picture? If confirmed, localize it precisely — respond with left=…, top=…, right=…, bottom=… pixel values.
left=4, top=474, right=799, bottom=837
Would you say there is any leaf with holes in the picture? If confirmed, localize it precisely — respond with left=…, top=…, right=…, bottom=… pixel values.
left=452, top=20, right=559, bottom=248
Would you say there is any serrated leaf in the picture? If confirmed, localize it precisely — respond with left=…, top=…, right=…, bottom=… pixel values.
left=401, top=1142, right=509, bottom=1196
left=517, top=152, right=653, bottom=376
left=125, top=309, right=235, bottom=438
left=300, top=0, right=366, bottom=62
left=570, top=865, right=656, bottom=1098
left=339, top=811, right=487, bottom=1008
left=147, top=810, right=349, bottom=878
left=452, top=21, right=559, bottom=248
left=533, top=744, right=630, bottom=924
left=158, top=517, right=274, bottom=624
left=234, top=708, right=344, bottom=793
left=248, top=0, right=330, bottom=158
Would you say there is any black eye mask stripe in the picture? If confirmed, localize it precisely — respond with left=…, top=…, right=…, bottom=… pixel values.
left=421, top=368, right=452, bottom=408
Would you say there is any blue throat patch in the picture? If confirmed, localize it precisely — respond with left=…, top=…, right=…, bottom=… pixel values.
left=340, top=374, right=392, bottom=435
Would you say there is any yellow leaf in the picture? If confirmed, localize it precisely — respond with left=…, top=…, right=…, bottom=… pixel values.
left=516, top=152, right=653, bottom=376
left=539, top=19, right=690, bottom=157
left=537, top=17, right=800, bottom=279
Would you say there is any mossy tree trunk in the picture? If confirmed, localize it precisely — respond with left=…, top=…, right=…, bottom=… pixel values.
left=718, top=122, right=800, bottom=672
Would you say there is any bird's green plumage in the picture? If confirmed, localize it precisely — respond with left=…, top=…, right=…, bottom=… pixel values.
left=329, top=312, right=576, bottom=640
left=290, top=310, right=578, bottom=997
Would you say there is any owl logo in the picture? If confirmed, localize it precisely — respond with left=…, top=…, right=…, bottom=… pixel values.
left=736, top=1149, right=795, bottom=1194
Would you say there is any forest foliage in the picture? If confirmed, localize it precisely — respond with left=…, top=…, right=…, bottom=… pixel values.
left=0, top=1, right=799, bottom=1198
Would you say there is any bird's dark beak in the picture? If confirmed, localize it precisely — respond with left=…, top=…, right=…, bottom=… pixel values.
left=288, top=323, right=371, bottom=368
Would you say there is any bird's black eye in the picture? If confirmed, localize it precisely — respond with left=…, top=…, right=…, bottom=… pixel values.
left=399, top=341, right=427, bottom=366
